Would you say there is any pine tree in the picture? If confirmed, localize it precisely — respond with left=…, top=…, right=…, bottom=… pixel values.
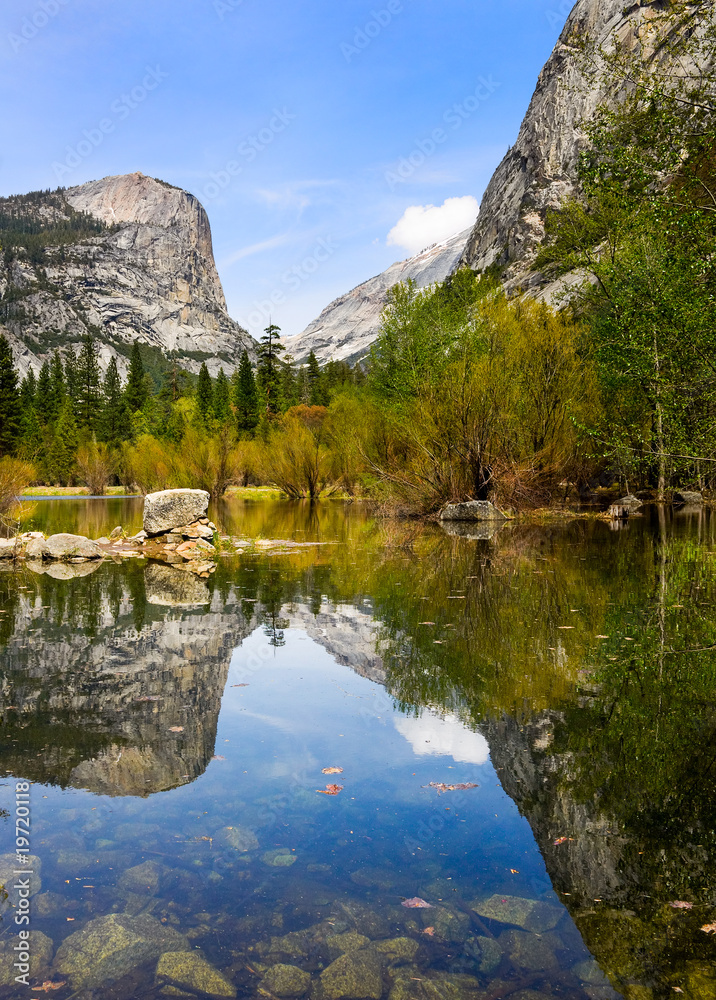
left=36, top=360, right=52, bottom=418
left=124, top=340, right=149, bottom=412
left=0, top=334, right=21, bottom=456
left=195, top=362, right=214, bottom=424
left=282, top=354, right=298, bottom=410
left=234, top=350, right=259, bottom=432
left=100, top=357, right=132, bottom=444
left=49, top=351, right=67, bottom=422
left=296, top=366, right=310, bottom=405
left=307, top=351, right=329, bottom=406
left=257, top=324, right=285, bottom=415
left=45, top=400, right=78, bottom=485
left=75, top=334, right=102, bottom=432
left=64, top=348, right=79, bottom=416
left=19, top=407, right=45, bottom=465
left=20, top=368, right=37, bottom=413
left=213, top=368, right=231, bottom=424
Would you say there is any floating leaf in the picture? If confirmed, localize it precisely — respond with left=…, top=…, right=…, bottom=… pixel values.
left=510, top=869, right=520, bottom=874
left=317, top=785, right=344, bottom=796
left=423, top=927, right=435, bottom=936
left=701, top=923, right=716, bottom=934
left=34, top=984, right=67, bottom=994
left=553, top=837, right=570, bottom=846
left=168, top=726, right=184, bottom=733
left=402, top=897, right=433, bottom=909
left=424, top=782, right=479, bottom=793
left=669, top=901, right=694, bottom=910
left=322, top=767, right=344, bottom=775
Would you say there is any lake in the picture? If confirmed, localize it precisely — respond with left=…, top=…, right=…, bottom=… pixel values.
left=0, top=500, right=715, bottom=999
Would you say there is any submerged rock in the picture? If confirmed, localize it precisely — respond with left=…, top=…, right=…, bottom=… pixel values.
left=118, top=859, right=164, bottom=896
left=261, top=963, right=312, bottom=997
left=439, top=501, right=507, bottom=523
left=0, top=854, right=42, bottom=914
left=326, top=932, right=370, bottom=958
left=374, top=938, right=420, bottom=963
left=144, top=489, right=210, bottom=536
left=0, top=931, right=53, bottom=985
left=156, top=951, right=236, bottom=998
left=499, top=929, right=559, bottom=972
left=388, top=971, right=483, bottom=1000
left=319, top=949, right=383, bottom=1000
left=214, top=825, right=259, bottom=852
left=263, top=849, right=297, bottom=867
left=54, top=912, right=189, bottom=989
left=464, top=935, right=502, bottom=975
left=470, top=894, right=562, bottom=933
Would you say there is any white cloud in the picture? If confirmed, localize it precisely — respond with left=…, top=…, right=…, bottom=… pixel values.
left=394, top=708, right=490, bottom=765
left=387, top=196, right=478, bottom=256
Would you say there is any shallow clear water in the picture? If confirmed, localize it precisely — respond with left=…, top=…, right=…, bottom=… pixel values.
left=0, top=502, right=715, bottom=999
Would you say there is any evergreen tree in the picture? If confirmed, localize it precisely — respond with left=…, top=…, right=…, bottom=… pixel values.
left=257, top=324, right=285, bottom=415
left=234, top=350, right=259, bottom=432
left=48, top=351, right=67, bottom=422
left=195, top=362, right=214, bottom=424
left=296, top=366, right=310, bottom=405
left=307, top=351, right=329, bottom=406
left=64, top=348, right=79, bottom=416
left=45, top=399, right=78, bottom=485
left=20, top=368, right=37, bottom=413
left=124, top=340, right=149, bottom=412
left=213, top=367, right=231, bottom=424
left=36, top=360, right=52, bottom=418
left=281, top=354, right=298, bottom=410
left=0, top=335, right=21, bottom=456
left=19, top=407, right=45, bottom=465
left=75, top=334, right=102, bottom=432
left=100, top=357, right=132, bottom=444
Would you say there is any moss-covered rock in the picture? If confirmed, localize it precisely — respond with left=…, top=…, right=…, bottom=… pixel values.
left=464, top=935, right=502, bottom=975
left=388, top=971, right=482, bottom=1000
left=118, top=859, right=163, bottom=895
left=0, top=931, right=53, bottom=986
left=350, top=867, right=397, bottom=890
left=326, top=932, right=371, bottom=958
left=319, top=949, right=383, bottom=1000
left=263, top=849, right=298, bottom=867
left=156, top=951, right=236, bottom=998
left=214, top=825, right=259, bottom=852
left=621, top=987, right=654, bottom=1000
left=374, top=937, right=420, bottom=963
left=680, top=962, right=716, bottom=1000
left=421, top=906, right=470, bottom=943
left=470, top=894, right=562, bottom=933
left=261, top=963, right=312, bottom=997
left=54, top=912, right=189, bottom=989
left=499, top=929, right=559, bottom=972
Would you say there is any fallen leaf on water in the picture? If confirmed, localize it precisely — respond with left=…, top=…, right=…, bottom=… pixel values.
left=402, top=897, right=434, bottom=908
left=317, top=785, right=344, bottom=796
left=212, top=755, right=226, bottom=761
left=423, top=927, right=435, bottom=936
left=33, top=984, right=67, bottom=994
left=701, top=923, right=716, bottom=934
left=673, top=988, right=684, bottom=994
left=168, top=726, right=184, bottom=733
left=424, top=782, right=479, bottom=793
left=669, top=901, right=694, bottom=910
left=322, top=767, right=344, bottom=775
left=553, top=837, right=571, bottom=846
left=510, top=869, right=520, bottom=874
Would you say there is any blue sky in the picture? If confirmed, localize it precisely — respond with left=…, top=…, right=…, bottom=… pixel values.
left=0, top=0, right=573, bottom=341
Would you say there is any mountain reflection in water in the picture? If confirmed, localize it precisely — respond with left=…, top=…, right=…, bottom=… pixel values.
left=0, top=501, right=714, bottom=1000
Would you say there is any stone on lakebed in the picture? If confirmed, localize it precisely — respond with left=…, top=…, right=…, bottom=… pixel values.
left=156, top=951, right=236, bottom=998
left=144, top=489, right=210, bottom=535
left=260, top=963, right=312, bottom=997
left=470, top=894, right=562, bottom=933
left=439, top=501, right=507, bottom=523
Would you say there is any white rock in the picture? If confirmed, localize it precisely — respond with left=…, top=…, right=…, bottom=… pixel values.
left=144, top=489, right=210, bottom=535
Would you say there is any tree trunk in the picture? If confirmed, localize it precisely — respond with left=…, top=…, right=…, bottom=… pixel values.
left=653, top=332, right=667, bottom=502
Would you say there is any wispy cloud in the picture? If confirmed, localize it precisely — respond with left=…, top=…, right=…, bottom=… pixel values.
left=221, top=232, right=292, bottom=267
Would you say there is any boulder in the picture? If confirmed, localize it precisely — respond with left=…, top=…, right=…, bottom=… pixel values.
left=0, top=854, right=42, bottom=915
left=499, top=929, right=559, bottom=971
left=673, top=490, right=703, bottom=506
left=616, top=495, right=642, bottom=508
left=144, top=489, right=210, bottom=536
left=156, top=951, right=236, bottom=998
left=0, top=931, right=53, bottom=986
left=319, top=949, right=383, bottom=1000
left=214, top=825, right=259, bottom=852
left=0, top=538, right=19, bottom=559
left=43, top=534, right=102, bottom=561
left=54, top=912, right=189, bottom=989
left=439, top=501, right=507, bottom=522
left=470, top=894, right=562, bottom=933
left=261, top=963, right=312, bottom=997
left=118, top=859, right=163, bottom=895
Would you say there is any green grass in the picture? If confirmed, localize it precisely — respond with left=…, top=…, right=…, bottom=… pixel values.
left=22, top=486, right=133, bottom=497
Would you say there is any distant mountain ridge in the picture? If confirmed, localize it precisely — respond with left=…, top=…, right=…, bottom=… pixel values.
left=0, top=172, right=255, bottom=377
left=287, top=228, right=472, bottom=365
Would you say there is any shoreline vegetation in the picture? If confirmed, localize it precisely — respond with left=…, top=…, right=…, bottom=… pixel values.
left=1, top=8, right=715, bottom=527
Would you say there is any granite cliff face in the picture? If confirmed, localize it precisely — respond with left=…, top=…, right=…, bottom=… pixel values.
left=459, top=0, right=703, bottom=287
left=0, top=172, right=255, bottom=377
left=287, top=229, right=471, bottom=364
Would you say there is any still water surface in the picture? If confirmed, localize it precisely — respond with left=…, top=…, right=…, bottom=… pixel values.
left=1, top=501, right=715, bottom=999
